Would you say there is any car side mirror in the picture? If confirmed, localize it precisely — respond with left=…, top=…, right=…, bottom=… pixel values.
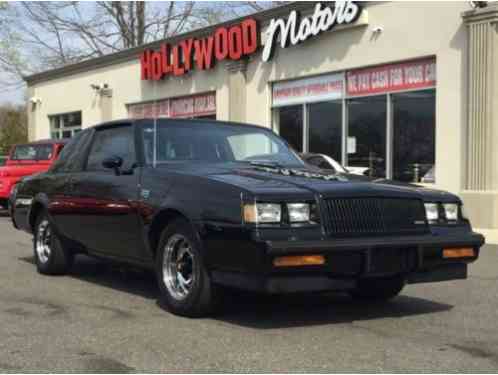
left=102, top=156, right=123, bottom=176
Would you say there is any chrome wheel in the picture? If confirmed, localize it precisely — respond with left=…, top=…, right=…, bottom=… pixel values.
left=163, top=234, right=195, bottom=301
left=36, top=219, right=52, bottom=264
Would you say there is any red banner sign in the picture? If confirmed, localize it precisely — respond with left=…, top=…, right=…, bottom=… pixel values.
left=346, top=58, right=436, bottom=96
left=128, top=100, right=170, bottom=119
left=128, top=93, right=216, bottom=119
left=170, top=93, right=216, bottom=118
left=273, top=73, right=344, bottom=107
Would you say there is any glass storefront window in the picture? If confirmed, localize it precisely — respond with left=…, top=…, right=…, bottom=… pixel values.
left=347, top=96, right=387, bottom=178
left=392, top=89, right=436, bottom=183
left=276, top=105, right=303, bottom=152
left=308, top=101, right=342, bottom=163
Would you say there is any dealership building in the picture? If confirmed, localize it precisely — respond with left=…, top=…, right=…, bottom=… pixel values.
left=23, top=1, right=498, bottom=238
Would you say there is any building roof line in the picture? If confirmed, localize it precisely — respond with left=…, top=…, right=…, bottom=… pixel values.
left=23, top=1, right=320, bottom=86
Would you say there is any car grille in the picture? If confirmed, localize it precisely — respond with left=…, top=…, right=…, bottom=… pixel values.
left=321, top=197, right=428, bottom=237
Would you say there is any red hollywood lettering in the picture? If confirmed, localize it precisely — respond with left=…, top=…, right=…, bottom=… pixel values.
left=241, top=18, right=258, bottom=54
left=172, top=45, right=185, bottom=76
left=228, top=26, right=243, bottom=60
left=180, top=39, right=194, bottom=71
left=195, top=37, right=215, bottom=70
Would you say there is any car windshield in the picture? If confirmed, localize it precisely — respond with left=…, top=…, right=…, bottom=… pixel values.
left=142, top=121, right=305, bottom=168
left=11, top=144, right=53, bottom=161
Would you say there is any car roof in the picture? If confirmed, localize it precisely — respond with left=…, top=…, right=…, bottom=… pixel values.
left=16, top=138, right=69, bottom=146
left=91, top=118, right=276, bottom=133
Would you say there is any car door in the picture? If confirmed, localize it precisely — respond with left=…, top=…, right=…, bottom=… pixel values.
left=46, top=129, right=94, bottom=241
left=70, top=123, right=143, bottom=260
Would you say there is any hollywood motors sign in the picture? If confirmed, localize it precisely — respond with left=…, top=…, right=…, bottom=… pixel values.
left=140, top=1, right=362, bottom=81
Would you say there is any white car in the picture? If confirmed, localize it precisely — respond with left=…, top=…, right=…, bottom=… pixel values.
left=300, top=153, right=369, bottom=176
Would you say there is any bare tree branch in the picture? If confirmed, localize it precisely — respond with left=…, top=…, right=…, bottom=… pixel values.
left=0, top=1, right=284, bottom=95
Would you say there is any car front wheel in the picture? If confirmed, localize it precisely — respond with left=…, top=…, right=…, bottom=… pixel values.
left=33, top=212, right=74, bottom=275
left=156, top=218, right=217, bottom=317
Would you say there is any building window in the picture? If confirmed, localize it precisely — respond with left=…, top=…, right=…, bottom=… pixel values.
left=276, top=105, right=304, bottom=152
left=347, top=96, right=387, bottom=179
left=308, top=101, right=342, bottom=163
left=392, top=89, right=436, bottom=183
left=49, top=111, right=82, bottom=139
left=271, top=58, right=436, bottom=182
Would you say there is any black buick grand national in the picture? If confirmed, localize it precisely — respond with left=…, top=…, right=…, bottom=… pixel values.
left=10, top=119, right=484, bottom=317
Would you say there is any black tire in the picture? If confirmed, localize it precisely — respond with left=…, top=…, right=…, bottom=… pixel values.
left=33, top=211, right=74, bottom=275
left=349, top=276, right=405, bottom=302
left=155, top=218, right=217, bottom=317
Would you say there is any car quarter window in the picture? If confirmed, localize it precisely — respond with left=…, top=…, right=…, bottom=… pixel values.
left=86, top=125, right=136, bottom=172
left=51, top=130, right=93, bottom=173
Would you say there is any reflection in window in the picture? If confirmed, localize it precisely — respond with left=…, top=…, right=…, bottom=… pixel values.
left=276, top=105, right=303, bottom=152
left=347, top=96, right=386, bottom=178
left=393, top=90, right=435, bottom=183
left=308, top=101, right=342, bottom=162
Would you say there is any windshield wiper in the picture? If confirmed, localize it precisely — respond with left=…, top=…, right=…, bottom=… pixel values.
left=247, top=160, right=283, bottom=169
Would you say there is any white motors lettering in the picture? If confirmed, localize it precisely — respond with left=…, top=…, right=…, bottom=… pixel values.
left=262, top=1, right=361, bottom=62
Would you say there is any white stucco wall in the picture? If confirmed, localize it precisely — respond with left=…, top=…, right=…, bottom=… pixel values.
left=29, top=1, right=469, bottom=197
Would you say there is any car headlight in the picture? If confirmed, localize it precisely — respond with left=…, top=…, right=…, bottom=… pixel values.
left=287, top=203, right=310, bottom=223
left=424, top=203, right=439, bottom=222
left=244, top=203, right=281, bottom=223
left=443, top=203, right=459, bottom=221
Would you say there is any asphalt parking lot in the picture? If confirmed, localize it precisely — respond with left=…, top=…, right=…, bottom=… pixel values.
left=1, top=213, right=497, bottom=372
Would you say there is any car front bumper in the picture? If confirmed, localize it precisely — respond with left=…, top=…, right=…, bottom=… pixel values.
left=211, top=231, right=485, bottom=294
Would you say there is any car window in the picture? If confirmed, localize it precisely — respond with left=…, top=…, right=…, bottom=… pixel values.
left=141, top=120, right=304, bottom=168
left=86, top=125, right=136, bottom=172
left=51, top=130, right=93, bottom=173
left=11, top=144, right=53, bottom=161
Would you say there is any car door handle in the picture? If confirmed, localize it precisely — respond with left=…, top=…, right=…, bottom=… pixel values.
left=67, top=176, right=76, bottom=190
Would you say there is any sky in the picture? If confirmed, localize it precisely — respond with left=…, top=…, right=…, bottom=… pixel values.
left=0, top=1, right=268, bottom=107
left=0, top=77, right=24, bottom=105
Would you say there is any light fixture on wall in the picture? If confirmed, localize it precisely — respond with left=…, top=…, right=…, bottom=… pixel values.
left=29, top=96, right=42, bottom=104
left=372, top=26, right=383, bottom=34
left=470, top=1, right=488, bottom=9
left=29, top=96, right=42, bottom=110
left=370, top=26, right=383, bottom=42
left=90, top=83, right=112, bottom=97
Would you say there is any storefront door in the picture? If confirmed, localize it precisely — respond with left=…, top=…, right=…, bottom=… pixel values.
left=392, top=89, right=435, bottom=183
left=277, top=105, right=304, bottom=152
left=308, top=101, right=342, bottom=163
left=346, top=95, right=387, bottom=179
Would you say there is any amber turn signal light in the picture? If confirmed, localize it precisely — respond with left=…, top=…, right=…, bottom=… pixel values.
left=443, top=247, right=475, bottom=259
left=273, top=255, right=325, bottom=267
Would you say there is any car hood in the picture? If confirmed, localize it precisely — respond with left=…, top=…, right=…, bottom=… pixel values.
left=162, top=164, right=460, bottom=203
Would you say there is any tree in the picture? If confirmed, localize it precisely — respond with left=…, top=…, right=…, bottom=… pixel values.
left=0, top=2, right=281, bottom=85
left=0, top=105, right=28, bottom=155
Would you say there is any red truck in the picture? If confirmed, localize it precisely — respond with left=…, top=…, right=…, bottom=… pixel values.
left=0, top=139, right=67, bottom=209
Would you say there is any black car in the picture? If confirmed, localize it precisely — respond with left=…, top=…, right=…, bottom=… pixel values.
left=11, top=119, right=484, bottom=317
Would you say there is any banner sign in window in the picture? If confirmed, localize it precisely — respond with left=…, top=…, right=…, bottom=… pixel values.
left=170, top=93, right=216, bottom=118
left=346, top=58, right=436, bottom=96
left=128, top=92, right=215, bottom=119
left=272, top=73, right=344, bottom=107
left=128, top=100, right=170, bottom=119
